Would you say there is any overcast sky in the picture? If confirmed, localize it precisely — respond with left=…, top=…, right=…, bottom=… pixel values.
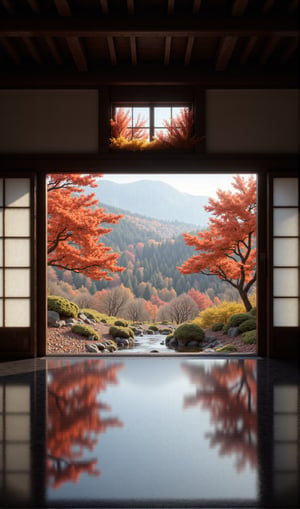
left=101, top=173, right=254, bottom=197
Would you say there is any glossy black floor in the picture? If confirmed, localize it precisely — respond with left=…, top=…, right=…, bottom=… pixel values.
left=0, top=356, right=299, bottom=509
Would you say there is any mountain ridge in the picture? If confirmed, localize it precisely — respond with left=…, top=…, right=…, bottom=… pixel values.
left=92, top=179, right=210, bottom=226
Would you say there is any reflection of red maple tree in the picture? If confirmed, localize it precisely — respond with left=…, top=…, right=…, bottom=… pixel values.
left=182, top=360, right=257, bottom=472
left=47, top=359, right=124, bottom=488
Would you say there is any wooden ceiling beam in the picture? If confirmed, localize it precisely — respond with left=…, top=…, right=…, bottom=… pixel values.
left=168, top=0, right=175, bottom=15
left=240, top=35, right=258, bottom=64
left=23, top=37, right=41, bottom=64
left=260, top=35, right=280, bottom=64
left=1, top=0, right=15, bottom=14
left=164, top=35, right=172, bottom=65
left=26, top=0, right=40, bottom=14
left=44, top=36, right=63, bottom=65
left=232, top=0, right=248, bottom=16
left=1, top=17, right=297, bottom=38
left=184, top=36, right=194, bottom=66
left=192, top=0, right=202, bottom=14
left=216, top=36, right=238, bottom=70
left=0, top=68, right=297, bottom=88
left=66, top=36, right=87, bottom=71
left=99, top=0, right=109, bottom=14
left=130, top=35, right=137, bottom=65
left=280, top=37, right=299, bottom=63
left=262, top=0, right=275, bottom=13
left=107, top=35, right=117, bottom=65
left=0, top=36, right=20, bottom=64
left=54, top=0, right=71, bottom=16
left=127, top=0, right=134, bottom=15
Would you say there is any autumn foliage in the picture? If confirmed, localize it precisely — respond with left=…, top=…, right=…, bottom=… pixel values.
left=182, top=359, right=257, bottom=472
left=179, top=176, right=256, bottom=311
left=110, top=107, right=201, bottom=150
left=48, top=174, right=124, bottom=280
left=47, top=359, right=124, bottom=488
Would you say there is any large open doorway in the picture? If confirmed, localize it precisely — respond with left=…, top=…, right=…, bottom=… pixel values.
left=46, top=172, right=257, bottom=355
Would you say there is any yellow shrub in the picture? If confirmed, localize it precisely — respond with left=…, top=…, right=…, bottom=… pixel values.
left=193, top=301, right=245, bottom=329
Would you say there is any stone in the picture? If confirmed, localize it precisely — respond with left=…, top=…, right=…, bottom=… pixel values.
left=168, top=337, right=178, bottom=348
left=205, top=336, right=217, bottom=342
left=187, top=340, right=201, bottom=347
left=203, top=348, right=216, bottom=353
left=78, top=313, right=88, bottom=321
left=160, top=341, right=164, bottom=345
left=58, top=320, right=66, bottom=328
left=96, top=343, right=106, bottom=351
left=228, top=327, right=240, bottom=337
left=48, top=310, right=60, bottom=327
left=66, top=318, right=78, bottom=326
left=85, top=343, right=99, bottom=353
left=150, top=350, right=160, bottom=353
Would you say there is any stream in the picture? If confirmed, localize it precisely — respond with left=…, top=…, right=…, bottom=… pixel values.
left=118, top=333, right=176, bottom=354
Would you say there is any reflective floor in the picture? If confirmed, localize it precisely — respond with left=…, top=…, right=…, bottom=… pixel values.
left=0, top=356, right=299, bottom=509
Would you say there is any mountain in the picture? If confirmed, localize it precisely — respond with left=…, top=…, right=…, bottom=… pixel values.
left=91, top=179, right=210, bottom=226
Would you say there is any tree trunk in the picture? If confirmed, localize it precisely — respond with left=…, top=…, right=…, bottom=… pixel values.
left=239, top=289, right=252, bottom=312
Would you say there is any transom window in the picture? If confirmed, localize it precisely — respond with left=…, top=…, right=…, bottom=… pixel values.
left=111, top=103, right=192, bottom=141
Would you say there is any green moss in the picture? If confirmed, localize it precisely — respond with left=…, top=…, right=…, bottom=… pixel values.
left=81, top=308, right=102, bottom=322
left=174, top=323, right=205, bottom=343
left=71, top=324, right=100, bottom=340
left=148, top=325, right=159, bottom=331
left=114, top=319, right=128, bottom=327
left=238, top=318, right=256, bottom=333
left=242, top=330, right=256, bottom=344
left=248, top=306, right=257, bottom=317
left=211, top=322, right=224, bottom=332
left=223, top=313, right=250, bottom=334
left=48, top=295, right=79, bottom=318
left=215, top=344, right=238, bottom=353
left=109, top=325, right=134, bottom=339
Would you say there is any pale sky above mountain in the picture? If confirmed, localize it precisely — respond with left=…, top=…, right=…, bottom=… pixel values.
left=100, top=173, right=254, bottom=198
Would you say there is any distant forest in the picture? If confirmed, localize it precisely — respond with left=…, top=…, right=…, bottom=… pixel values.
left=49, top=205, right=239, bottom=303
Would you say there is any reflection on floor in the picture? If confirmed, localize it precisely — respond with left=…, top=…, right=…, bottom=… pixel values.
left=0, top=356, right=299, bottom=508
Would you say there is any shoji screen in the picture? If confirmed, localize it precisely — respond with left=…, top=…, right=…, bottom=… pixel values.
left=0, top=176, right=35, bottom=356
left=270, top=176, right=300, bottom=356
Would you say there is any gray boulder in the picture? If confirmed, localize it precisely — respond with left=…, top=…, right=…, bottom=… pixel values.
left=48, top=310, right=60, bottom=327
left=228, top=327, right=240, bottom=337
left=85, top=343, right=99, bottom=353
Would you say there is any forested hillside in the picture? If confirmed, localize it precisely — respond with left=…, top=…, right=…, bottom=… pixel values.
left=49, top=204, right=239, bottom=303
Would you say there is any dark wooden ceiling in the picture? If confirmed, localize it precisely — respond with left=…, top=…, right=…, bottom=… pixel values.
left=0, top=0, right=299, bottom=88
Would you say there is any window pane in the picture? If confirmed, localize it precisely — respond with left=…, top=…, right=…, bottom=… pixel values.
left=5, top=239, right=30, bottom=267
left=6, top=415, right=30, bottom=441
left=6, top=444, right=30, bottom=470
left=274, top=415, right=298, bottom=441
left=0, top=239, right=2, bottom=266
left=273, top=299, right=299, bottom=326
left=0, top=179, right=3, bottom=207
left=5, top=269, right=30, bottom=297
left=273, top=238, right=299, bottom=266
left=274, top=386, right=298, bottom=412
left=273, top=268, right=298, bottom=297
left=0, top=299, right=2, bottom=326
left=0, top=210, right=2, bottom=236
left=273, top=444, right=298, bottom=470
left=6, top=385, right=30, bottom=412
left=133, top=107, right=149, bottom=126
left=154, top=107, right=171, bottom=127
left=273, top=178, right=299, bottom=206
left=5, top=474, right=31, bottom=501
left=5, top=299, right=30, bottom=327
left=273, top=208, right=299, bottom=236
left=5, top=209, right=30, bottom=237
left=172, top=106, right=186, bottom=119
left=0, top=269, right=2, bottom=297
left=5, top=179, right=30, bottom=207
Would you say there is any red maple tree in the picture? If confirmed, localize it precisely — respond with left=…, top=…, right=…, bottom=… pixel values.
left=47, top=174, right=124, bottom=280
left=47, top=359, right=124, bottom=488
left=182, top=359, right=257, bottom=473
left=179, top=175, right=256, bottom=311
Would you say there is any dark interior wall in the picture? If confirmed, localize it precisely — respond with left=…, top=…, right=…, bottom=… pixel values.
left=0, top=89, right=299, bottom=155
